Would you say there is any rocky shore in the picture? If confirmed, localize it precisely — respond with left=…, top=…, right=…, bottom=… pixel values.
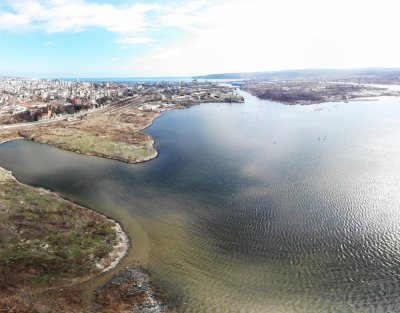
left=94, top=267, right=165, bottom=313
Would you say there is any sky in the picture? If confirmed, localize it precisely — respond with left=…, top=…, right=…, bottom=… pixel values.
left=0, top=0, right=400, bottom=78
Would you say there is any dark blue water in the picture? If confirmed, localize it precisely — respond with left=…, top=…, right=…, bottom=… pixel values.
left=1, top=92, right=400, bottom=312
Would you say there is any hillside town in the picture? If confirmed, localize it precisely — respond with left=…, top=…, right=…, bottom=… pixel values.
left=0, top=77, right=243, bottom=124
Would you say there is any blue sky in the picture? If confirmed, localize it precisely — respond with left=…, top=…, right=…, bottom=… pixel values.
left=0, top=0, right=400, bottom=78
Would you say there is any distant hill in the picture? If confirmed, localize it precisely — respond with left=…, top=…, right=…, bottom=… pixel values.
left=194, top=68, right=400, bottom=81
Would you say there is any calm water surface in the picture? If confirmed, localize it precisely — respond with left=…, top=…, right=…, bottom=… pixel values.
left=1, top=92, right=400, bottom=312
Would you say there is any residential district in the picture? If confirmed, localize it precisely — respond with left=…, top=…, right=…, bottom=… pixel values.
left=0, top=77, right=244, bottom=125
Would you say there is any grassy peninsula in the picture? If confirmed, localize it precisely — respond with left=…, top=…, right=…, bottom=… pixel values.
left=19, top=101, right=159, bottom=164
left=0, top=167, right=128, bottom=312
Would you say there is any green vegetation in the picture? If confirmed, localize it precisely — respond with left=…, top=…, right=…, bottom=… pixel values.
left=29, top=132, right=157, bottom=163
left=0, top=169, right=117, bottom=291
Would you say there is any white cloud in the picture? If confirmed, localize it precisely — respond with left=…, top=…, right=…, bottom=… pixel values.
left=130, top=0, right=400, bottom=76
left=0, top=10, right=31, bottom=31
left=116, top=36, right=154, bottom=45
left=158, top=0, right=215, bottom=29
left=0, top=0, right=161, bottom=35
left=1, top=0, right=400, bottom=76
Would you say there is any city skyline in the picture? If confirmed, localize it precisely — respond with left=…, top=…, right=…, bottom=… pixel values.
left=1, top=0, right=400, bottom=78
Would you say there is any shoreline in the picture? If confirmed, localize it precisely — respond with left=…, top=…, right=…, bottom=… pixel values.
left=0, top=126, right=164, bottom=311
left=17, top=101, right=161, bottom=164
left=5, top=98, right=240, bottom=165
left=0, top=165, right=130, bottom=284
left=0, top=131, right=126, bottom=272
left=0, top=163, right=134, bottom=312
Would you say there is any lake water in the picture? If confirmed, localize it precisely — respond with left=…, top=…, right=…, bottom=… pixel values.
left=1, top=91, right=400, bottom=312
